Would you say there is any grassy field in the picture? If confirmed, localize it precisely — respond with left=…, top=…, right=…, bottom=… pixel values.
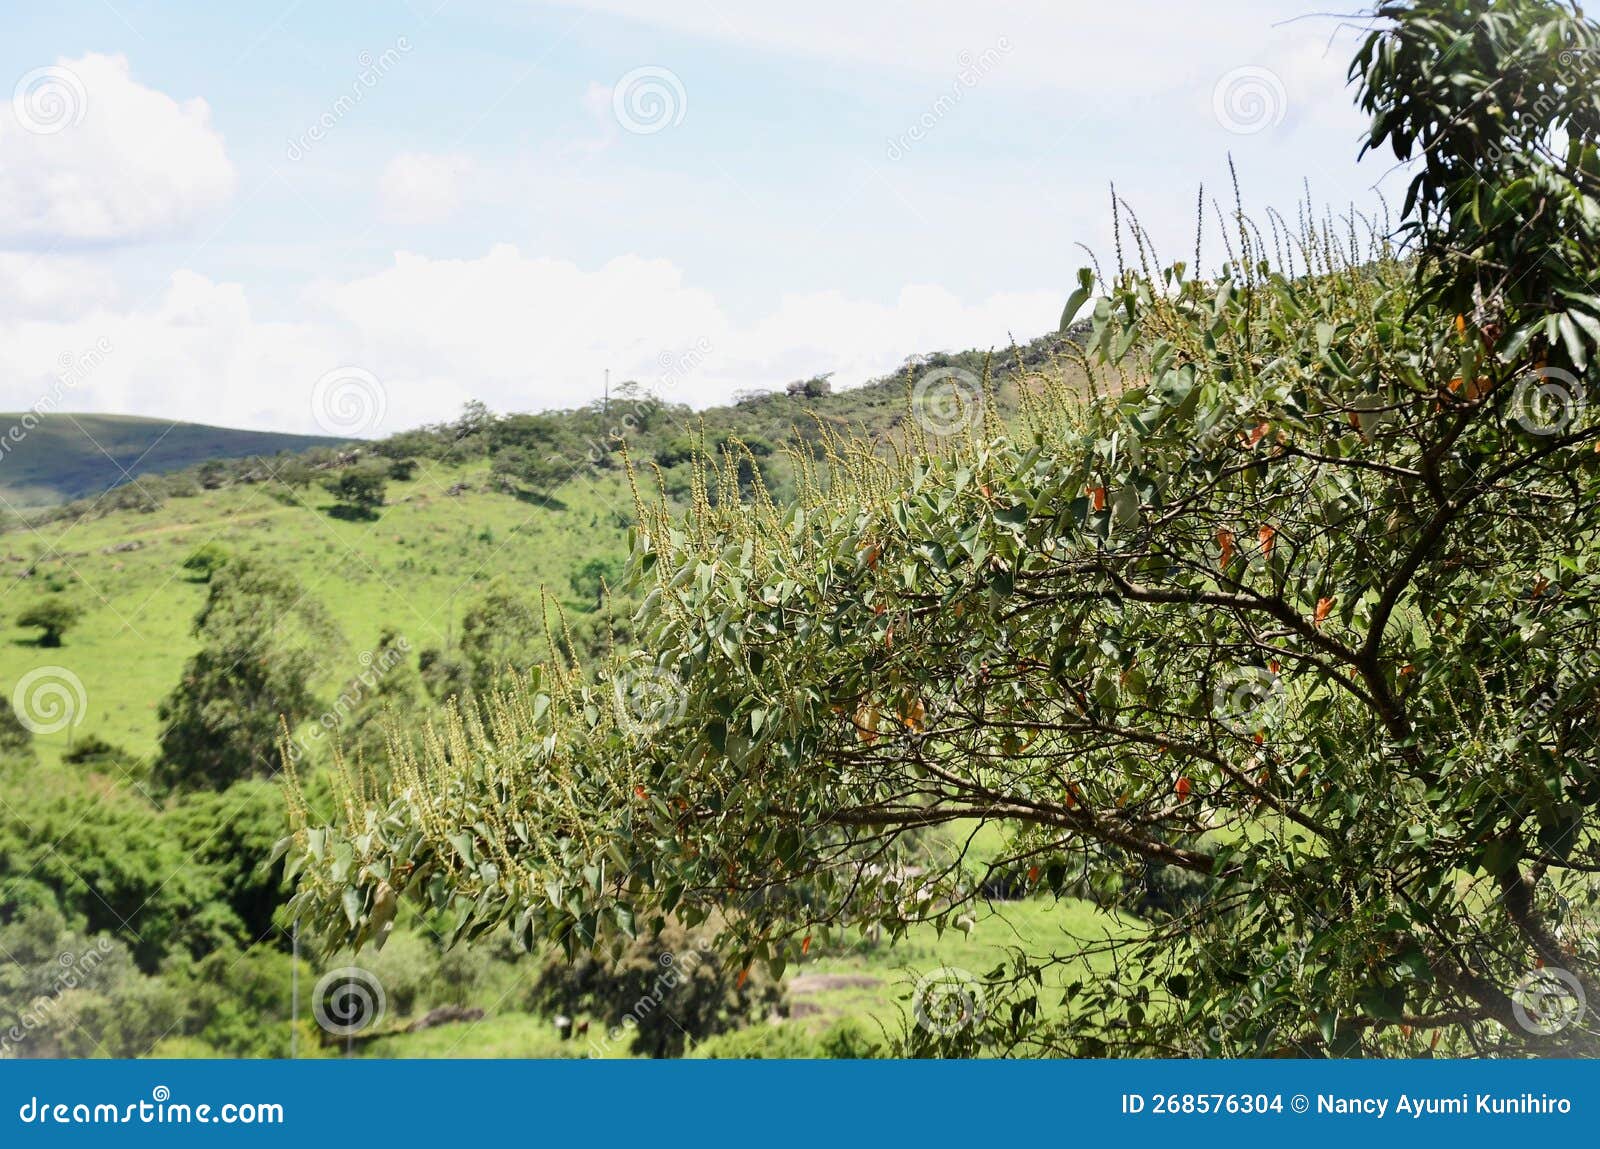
left=1, top=456, right=635, bottom=769
left=361, top=893, right=1135, bottom=1058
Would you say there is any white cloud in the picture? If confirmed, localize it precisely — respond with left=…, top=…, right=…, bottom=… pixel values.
left=0, top=247, right=1059, bottom=432
left=545, top=0, right=1348, bottom=100
left=0, top=53, right=235, bottom=245
left=378, top=151, right=472, bottom=225
left=0, top=253, right=120, bottom=318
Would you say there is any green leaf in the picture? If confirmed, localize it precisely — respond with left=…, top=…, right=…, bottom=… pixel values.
left=1059, top=268, right=1095, bottom=332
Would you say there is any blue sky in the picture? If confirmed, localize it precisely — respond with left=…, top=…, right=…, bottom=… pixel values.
left=0, top=1, right=1403, bottom=435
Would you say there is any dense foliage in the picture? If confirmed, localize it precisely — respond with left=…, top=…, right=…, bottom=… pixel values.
left=288, top=0, right=1600, bottom=1057
left=155, top=558, right=341, bottom=791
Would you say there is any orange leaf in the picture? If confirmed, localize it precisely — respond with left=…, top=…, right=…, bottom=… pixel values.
left=1027, top=865, right=1040, bottom=883
left=1455, top=313, right=1466, bottom=335
left=1247, top=421, right=1271, bottom=448
left=737, top=967, right=750, bottom=988
left=634, top=785, right=647, bottom=800
left=1175, top=777, right=1192, bottom=800
left=1217, top=528, right=1235, bottom=567
left=1258, top=524, right=1276, bottom=556
left=1315, top=596, right=1334, bottom=627
left=1089, top=486, right=1106, bottom=512
left=801, top=935, right=812, bottom=955
left=855, top=704, right=880, bottom=744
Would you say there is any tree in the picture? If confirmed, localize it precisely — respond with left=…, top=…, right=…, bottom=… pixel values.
left=529, top=918, right=783, bottom=1058
left=0, top=695, right=33, bottom=766
left=458, top=581, right=543, bottom=691
left=181, top=543, right=229, bottom=583
left=321, top=460, right=388, bottom=518
left=568, top=556, right=621, bottom=612
left=156, top=558, right=339, bottom=791
left=288, top=1, right=1600, bottom=1057
left=16, top=598, right=83, bottom=647
left=489, top=415, right=577, bottom=498
left=785, top=374, right=833, bottom=398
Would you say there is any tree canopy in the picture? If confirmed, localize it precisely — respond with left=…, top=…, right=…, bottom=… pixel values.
left=286, top=0, right=1600, bottom=1057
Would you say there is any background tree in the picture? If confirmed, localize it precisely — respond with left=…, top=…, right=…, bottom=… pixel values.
left=181, top=542, right=229, bottom=583
left=289, top=0, right=1600, bottom=1057
left=528, top=919, right=784, bottom=1058
left=156, top=557, right=339, bottom=791
left=458, top=580, right=544, bottom=691
left=0, top=695, right=33, bottom=766
left=321, top=459, right=389, bottom=518
left=15, top=598, right=83, bottom=647
left=568, top=556, right=621, bottom=611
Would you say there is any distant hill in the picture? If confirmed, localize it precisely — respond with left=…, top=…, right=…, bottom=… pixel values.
left=0, top=414, right=345, bottom=507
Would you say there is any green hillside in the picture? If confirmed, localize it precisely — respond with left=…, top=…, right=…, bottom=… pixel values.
left=0, top=413, right=345, bottom=508
left=0, top=337, right=1112, bottom=1060
left=0, top=339, right=1069, bottom=766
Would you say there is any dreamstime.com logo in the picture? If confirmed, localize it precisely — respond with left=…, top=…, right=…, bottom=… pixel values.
left=312, top=966, right=387, bottom=1037
left=912, top=367, right=984, bottom=437
left=17, top=1087, right=284, bottom=1126
left=612, top=66, right=686, bottom=134
left=12, top=65, right=87, bottom=135
left=11, top=666, right=87, bottom=735
left=311, top=366, right=388, bottom=436
left=1211, top=66, right=1287, bottom=135
left=1510, top=367, right=1585, bottom=437
left=911, top=965, right=986, bottom=1037
left=1211, top=665, right=1284, bottom=736
left=612, top=664, right=687, bottom=739
left=1511, top=967, right=1588, bottom=1037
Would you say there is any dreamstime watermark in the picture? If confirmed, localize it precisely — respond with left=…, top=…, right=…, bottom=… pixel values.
left=912, top=367, right=984, bottom=436
left=911, top=965, right=986, bottom=1036
left=311, top=365, right=388, bottom=437
left=1211, top=66, right=1287, bottom=135
left=658, top=338, right=712, bottom=393
left=585, top=937, right=719, bottom=1057
left=312, top=966, right=386, bottom=1037
left=1199, top=940, right=1311, bottom=1049
left=286, top=637, right=412, bottom=763
left=1485, top=46, right=1595, bottom=168
left=286, top=37, right=413, bottom=160
left=1509, top=367, right=1584, bottom=436
left=886, top=38, right=1012, bottom=160
left=1211, top=664, right=1284, bottom=736
left=16, top=1088, right=284, bottom=1126
left=612, top=664, right=687, bottom=739
left=1511, top=967, right=1588, bottom=1037
left=1, top=938, right=115, bottom=1054
left=0, top=338, right=113, bottom=466
left=12, top=65, right=87, bottom=135
left=10, top=666, right=88, bottom=736
left=612, top=66, right=686, bottom=135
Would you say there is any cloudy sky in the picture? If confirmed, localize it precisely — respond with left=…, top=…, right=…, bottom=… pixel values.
left=0, top=1, right=1403, bottom=437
